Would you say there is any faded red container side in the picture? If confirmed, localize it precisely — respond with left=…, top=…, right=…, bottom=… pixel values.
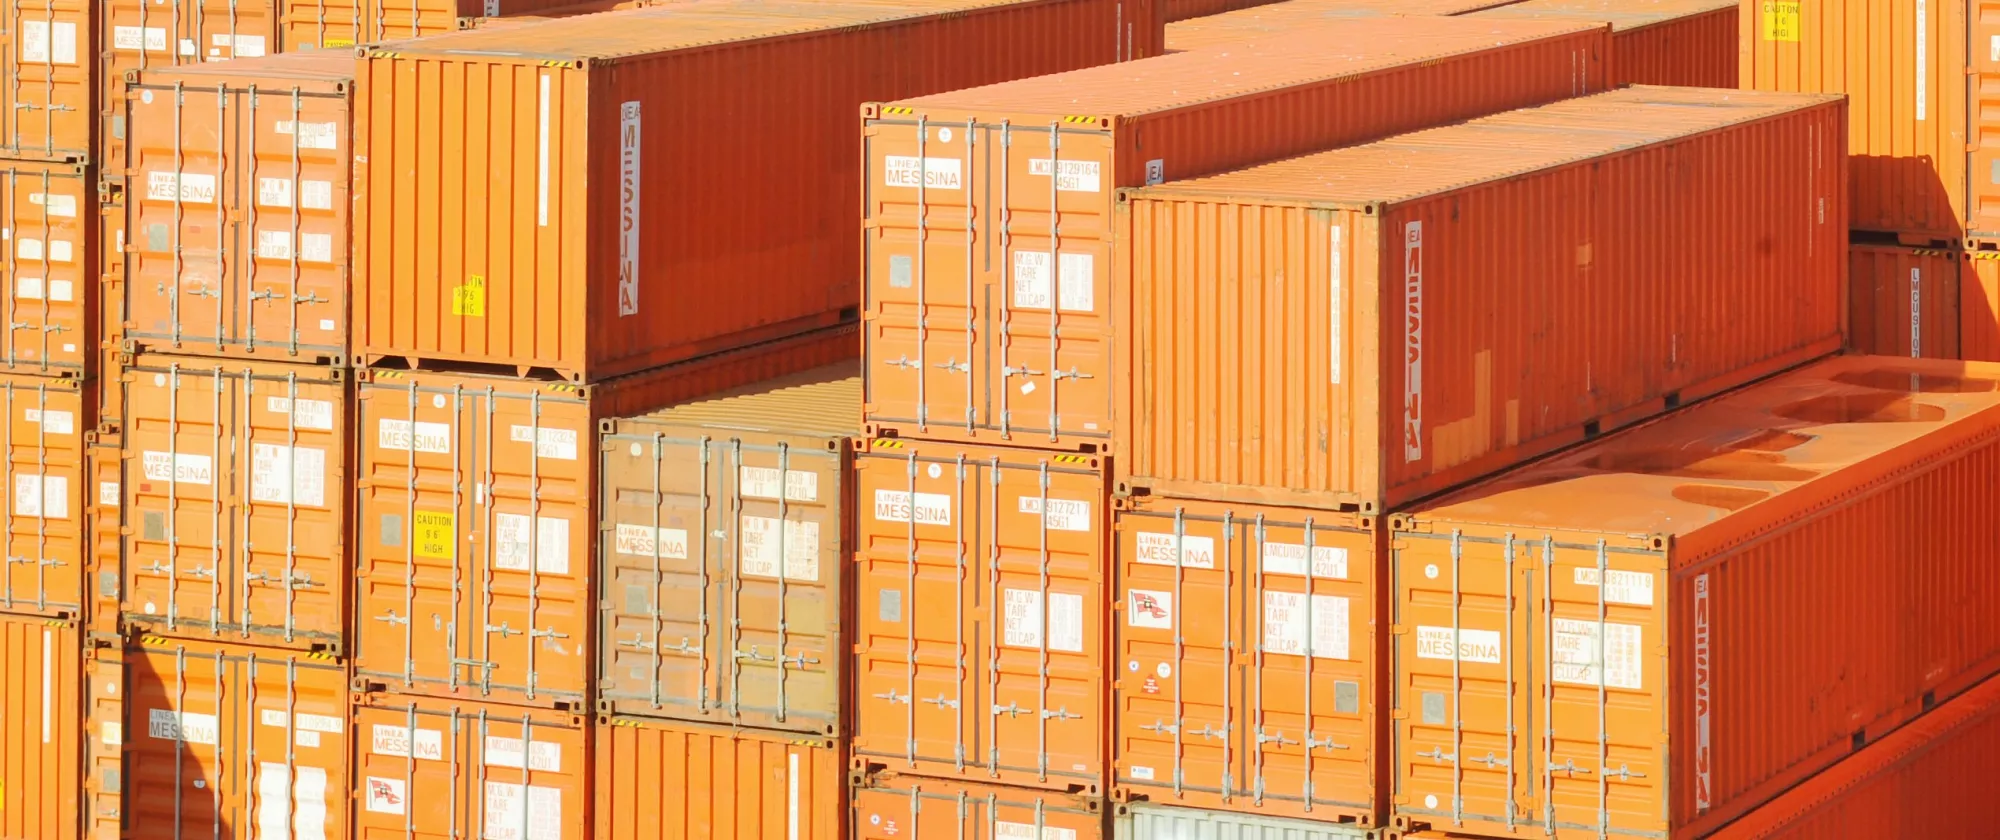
left=595, top=717, right=843, bottom=840
left=1117, top=87, right=1846, bottom=512
left=354, top=0, right=1158, bottom=383
left=1165, top=0, right=1530, bottom=49
left=1470, top=0, right=1737, bottom=87
left=1848, top=243, right=1959, bottom=359
left=852, top=777, right=1106, bottom=840
left=0, top=615, right=80, bottom=840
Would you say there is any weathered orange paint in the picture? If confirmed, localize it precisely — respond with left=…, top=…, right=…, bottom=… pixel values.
left=853, top=776, right=1107, bottom=840
left=0, top=615, right=80, bottom=840
left=0, top=161, right=93, bottom=377
left=1165, top=0, right=1530, bottom=49
left=1471, top=0, right=1737, bottom=87
left=595, top=717, right=843, bottom=840
left=1960, top=250, right=2000, bottom=362
left=0, top=374, right=88, bottom=618
left=352, top=694, right=589, bottom=840
left=1848, top=243, right=1959, bottom=359
left=0, top=0, right=90, bottom=161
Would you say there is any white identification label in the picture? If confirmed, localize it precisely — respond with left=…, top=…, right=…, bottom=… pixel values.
left=257, top=763, right=329, bottom=840
left=1402, top=220, right=1423, bottom=463
left=377, top=419, right=451, bottom=455
left=482, top=782, right=562, bottom=840
left=1553, top=619, right=1643, bottom=690
left=257, top=230, right=294, bottom=260
left=146, top=171, right=216, bottom=204
left=371, top=724, right=443, bottom=760
left=258, top=177, right=294, bottom=208
left=1126, top=588, right=1173, bottom=630
left=301, top=233, right=334, bottom=263
left=510, top=425, right=578, bottom=460
left=872, top=489, right=951, bottom=526
left=15, top=238, right=40, bottom=261
left=261, top=710, right=344, bottom=733
left=485, top=736, right=563, bottom=771
left=1263, top=592, right=1349, bottom=660
left=275, top=120, right=339, bottom=150
left=739, top=466, right=818, bottom=502
left=24, top=407, right=73, bottom=435
left=13, top=474, right=67, bottom=519
left=250, top=444, right=327, bottom=507
left=267, top=397, right=335, bottom=431
left=615, top=524, right=689, bottom=559
left=739, top=515, right=820, bottom=582
left=1574, top=568, right=1655, bottom=607
left=99, top=481, right=119, bottom=507
left=302, top=180, right=334, bottom=210
left=101, top=722, right=122, bottom=747
left=883, top=155, right=962, bottom=189
left=14, top=276, right=72, bottom=302
left=215, top=33, right=266, bottom=57
left=148, top=709, right=219, bottom=745
left=142, top=451, right=213, bottom=485
left=1262, top=541, right=1348, bottom=579
left=493, top=513, right=570, bottom=575
left=1011, top=251, right=1095, bottom=312
left=29, top=192, right=75, bottom=217
left=995, top=822, right=1078, bottom=840
left=1002, top=589, right=1083, bottom=652
left=1017, top=495, right=1091, bottom=532
left=114, top=26, right=167, bottom=52
left=1133, top=531, right=1215, bottom=569
left=1029, top=158, right=1101, bottom=192
left=618, top=101, right=641, bottom=317
left=1415, top=625, right=1502, bottom=664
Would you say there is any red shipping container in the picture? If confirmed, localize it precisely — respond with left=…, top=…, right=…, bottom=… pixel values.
left=1963, top=250, right=2000, bottom=362
left=1165, top=0, right=1531, bottom=50
left=1470, top=0, right=1737, bottom=87
left=1848, top=243, right=1959, bottom=359
left=1390, top=355, right=2000, bottom=839
left=865, top=18, right=1608, bottom=451
left=1117, top=86, right=1846, bottom=513
left=355, top=0, right=1161, bottom=383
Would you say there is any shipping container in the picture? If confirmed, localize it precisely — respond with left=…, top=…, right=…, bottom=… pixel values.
left=0, top=374, right=87, bottom=619
left=84, top=430, right=122, bottom=634
left=99, top=0, right=279, bottom=190
left=598, top=365, right=858, bottom=733
left=99, top=181, right=128, bottom=428
left=1742, top=0, right=1981, bottom=243
left=865, top=18, right=1608, bottom=451
left=0, top=160, right=94, bottom=378
left=1389, top=354, right=2000, bottom=840
left=354, top=323, right=855, bottom=709
left=354, top=0, right=1160, bottom=383
left=124, top=635, right=347, bottom=840
left=595, top=716, right=843, bottom=840
left=851, top=437, right=1110, bottom=792
left=0, top=0, right=91, bottom=161
left=118, top=354, right=350, bottom=651
left=1962, top=251, right=2000, bottom=362
left=1117, top=86, right=1846, bottom=513
left=1112, top=499, right=1383, bottom=825
left=853, top=775, right=1107, bottom=840
left=0, top=614, right=80, bottom=840
left=1164, top=0, right=1530, bottom=50
left=352, top=694, right=590, bottom=840
left=1469, top=0, right=1736, bottom=87
left=82, top=635, right=123, bottom=840
left=1164, top=0, right=1274, bottom=24
left=1114, top=801, right=1374, bottom=839
left=1848, top=242, right=1959, bottom=359
left=125, top=51, right=356, bottom=365
left=1705, top=671, right=2000, bottom=839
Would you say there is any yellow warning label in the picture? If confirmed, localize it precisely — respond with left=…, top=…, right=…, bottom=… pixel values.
left=414, top=510, right=455, bottom=559
left=1761, top=1, right=1801, bottom=42
left=323, top=38, right=355, bottom=48
left=452, top=275, right=486, bottom=317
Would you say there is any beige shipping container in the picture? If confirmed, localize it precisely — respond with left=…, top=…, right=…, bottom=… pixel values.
left=1116, top=87, right=1846, bottom=513
left=0, top=615, right=81, bottom=840
left=598, top=366, right=857, bottom=733
left=352, top=694, right=591, bottom=840
left=0, top=374, right=87, bottom=619
left=119, top=354, right=350, bottom=652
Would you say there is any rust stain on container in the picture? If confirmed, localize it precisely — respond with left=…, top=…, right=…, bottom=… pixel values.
left=1470, top=0, right=1737, bottom=87
left=0, top=614, right=80, bottom=840
left=0, top=161, right=93, bottom=377
left=352, top=694, right=591, bottom=840
left=355, top=0, right=1158, bottom=383
left=1961, top=251, right=2000, bottom=363
left=1708, top=670, right=2000, bottom=839
left=99, top=0, right=278, bottom=189
left=124, top=635, right=348, bottom=840
left=0, top=0, right=90, bottom=161
left=119, top=354, right=350, bottom=652
left=83, top=636, right=122, bottom=840
left=1165, top=0, right=1530, bottom=48
left=866, top=18, right=1608, bottom=451
left=1391, top=354, right=2000, bottom=839
left=354, top=323, right=855, bottom=709
left=1117, top=86, right=1847, bottom=513
left=851, top=437, right=1111, bottom=792
left=598, top=365, right=858, bottom=733
left=0, top=374, right=87, bottom=618
left=1113, top=499, right=1386, bottom=826
left=85, top=430, right=123, bottom=634
left=596, top=716, right=843, bottom=840
left=1848, top=243, right=1960, bottom=359
left=125, top=51, right=355, bottom=365
left=852, top=776, right=1107, bottom=840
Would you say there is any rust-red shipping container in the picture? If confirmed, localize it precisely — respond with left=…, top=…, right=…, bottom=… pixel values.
left=1164, top=0, right=1530, bottom=50
left=124, top=634, right=347, bottom=840
left=853, top=775, right=1108, bottom=840
left=851, top=437, right=1110, bottom=792
left=865, top=18, right=1607, bottom=451
left=1117, top=86, right=1846, bottom=513
left=598, top=365, right=857, bottom=733
left=1112, top=499, right=1384, bottom=826
left=0, top=0, right=90, bottom=161
left=118, top=354, right=350, bottom=651
left=125, top=51, right=356, bottom=365
left=0, top=614, right=80, bottom=840
left=1847, top=242, right=1959, bottom=359
left=1741, top=0, right=1986, bottom=243
left=1163, top=0, right=1274, bottom=25
left=354, top=323, right=855, bottom=709
left=84, top=429, right=122, bottom=634
left=1706, top=671, right=2000, bottom=839
left=0, top=374, right=87, bottom=619
left=595, top=717, right=843, bottom=840
left=353, top=693, right=590, bottom=840
left=1470, top=0, right=1736, bottom=87
left=82, top=635, right=122, bottom=840
left=354, top=0, right=1160, bottom=384
left=1962, top=251, right=2000, bottom=362
left=1390, top=354, right=2000, bottom=840
left=0, top=161, right=94, bottom=378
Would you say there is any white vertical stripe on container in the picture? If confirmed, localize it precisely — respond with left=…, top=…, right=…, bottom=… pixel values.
left=787, top=752, right=801, bottom=840
left=42, top=629, right=52, bottom=742
left=538, top=73, right=552, bottom=227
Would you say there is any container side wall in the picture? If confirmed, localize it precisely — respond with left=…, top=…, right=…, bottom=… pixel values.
left=594, top=719, right=842, bottom=840
left=1847, top=243, right=1959, bottom=358
left=1612, top=7, right=1738, bottom=87
left=852, top=778, right=1106, bottom=840
left=352, top=696, right=589, bottom=840
left=0, top=616, right=80, bottom=840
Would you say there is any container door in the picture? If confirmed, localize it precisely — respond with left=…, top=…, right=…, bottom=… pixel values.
left=237, top=80, right=351, bottom=362
left=0, top=164, right=89, bottom=375
left=125, top=363, right=230, bottom=636
left=84, top=639, right=123, bottom=840
left=233, top=369, right=347, bottom=649
left=0, top=0, right=91, bottom=161
left=1969, top=0, right=2000, bottom=239
left=355, top=701, right=587, bottom=840
left=0, top=377, right=85, bottom=618
left=126, top=642, right=232, bottom=840
left=0, top=616, right=80, bottom=840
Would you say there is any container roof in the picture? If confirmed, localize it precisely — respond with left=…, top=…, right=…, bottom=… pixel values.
left=136, top=48, right=358, bottom=84
left=1470, top=0, right=1736, bottom=33
left=626, top=363, right=861, bottom=437
left=1132, top=86, right=1840, bottom=207
left=1166, top=0, right=1534, bottom=50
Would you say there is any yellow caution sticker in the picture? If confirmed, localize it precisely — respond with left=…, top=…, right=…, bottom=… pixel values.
left=1762, top=1, right=1801, bottom=42
left=323, top=38, right=355, bottom=48
left=452, top=275, right=486, bottom=317
left=414, top=510, right=456, bottom=560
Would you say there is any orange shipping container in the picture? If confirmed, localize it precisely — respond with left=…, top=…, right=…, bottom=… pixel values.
left=354, top=324, right=855, bottom=709
left=865, top=18, right=1608, bottom=450
left=124, top=635, right=348, bottom=840
left=1742, top=0, right=1983, bottom=242
left=100, top=182, right=128, bottom=427
left=853, top=776, right=1107, bottom=840
left=1112, top=500, right=1384, bottom=826
left=1164, top=0, right=1530, bottom=50
left=1163, top=0, right=1274, bottom=24
left=595, top=717, right=843, bottom=840
left=1962, top=251, right=2000, bottom=362
left=1116, top=86, right=1846, bottom=513
left=1706, top=671, right=2000, bottom=840
left=1469, top=0, right=1737, bottom=87
left=0, top=161, right=93, bottom=378
left=85, top=429, right=122, bottom=634
left=82, top=635, right=122, bottom=840
left=119, top=355, right=350, bottom=651
left=1847, top=242, right=1959, bottom=359
left=354, top=0, right=1160, bottom=384
left=851, top=438, right=1111, bottom=792
left=598, top=366, right=858, bottom=734
left=125, top=51, right=356, bottom=365
left=0, top=374, right=87, bottom=619
left=99, top=0, right=278, bottom=190
left=1389, top=355, right=2000, bottom=840
left=0, top=614, right=81, bottom=840
left=0, top=0, right=91, bottom=161
left=353, top=694, right=590, bottom=840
